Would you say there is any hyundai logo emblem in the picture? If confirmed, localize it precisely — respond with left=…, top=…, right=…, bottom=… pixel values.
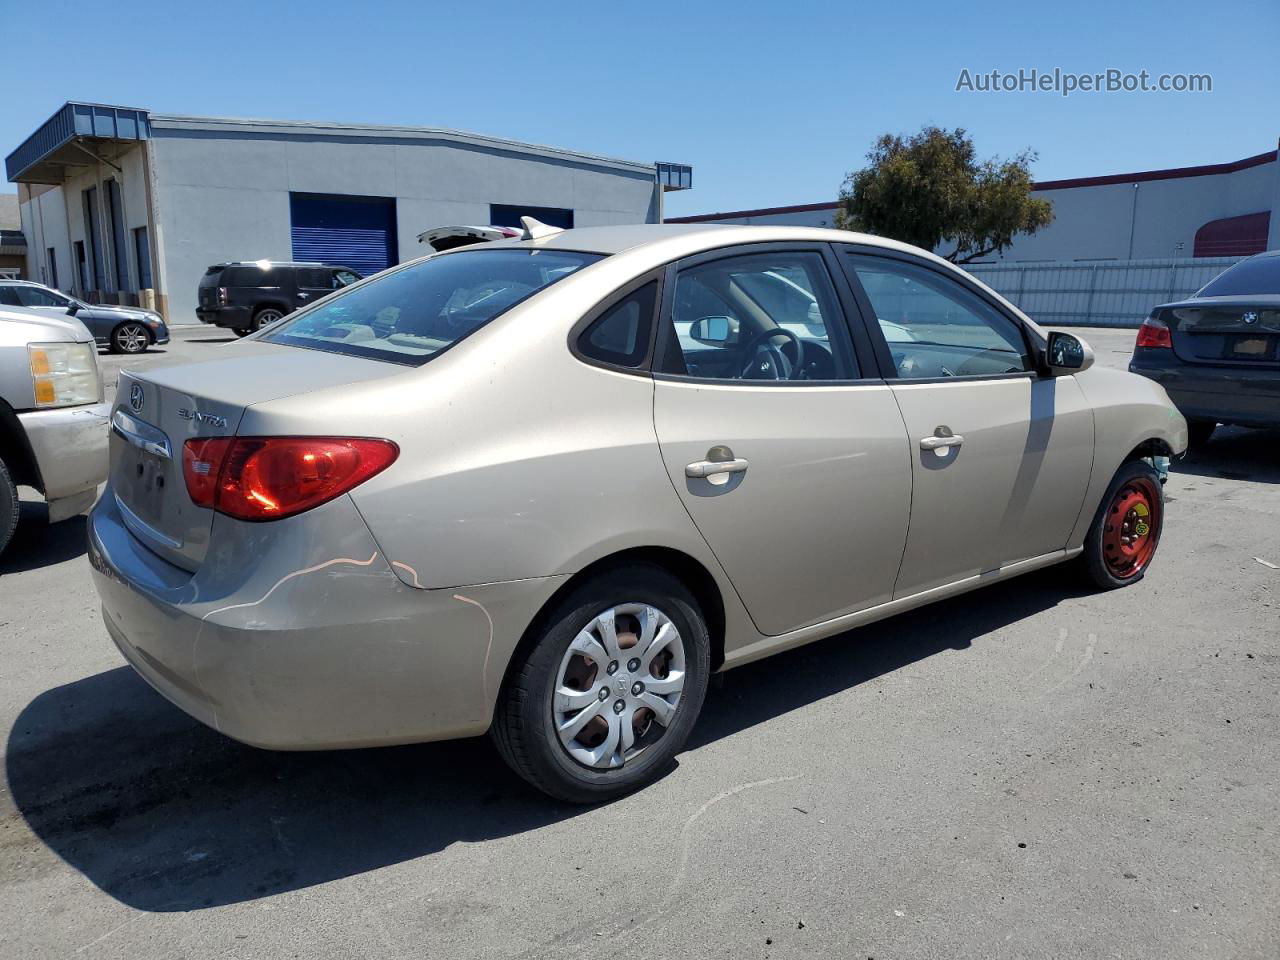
left=129, top=383, right=144, bottom=412
left=1242, top=311, right=1259, bottom=325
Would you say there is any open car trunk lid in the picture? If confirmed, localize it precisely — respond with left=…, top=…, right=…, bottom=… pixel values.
left=1158, top=294, right=1280, bottom=368
left=109, top=341, right=401, bottom=571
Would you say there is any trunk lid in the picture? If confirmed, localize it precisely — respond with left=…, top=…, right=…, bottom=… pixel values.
left=1157, top=294, right=1280, bottom=368
left=110, top=342, right=401, bottom=570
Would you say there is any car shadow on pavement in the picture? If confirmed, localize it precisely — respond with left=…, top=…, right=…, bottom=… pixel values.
left=4, top=566, right=1083, bottom=912
left=0, top=505, right=87, bottom=576
left=1170, top=426, right=1280, bottom=485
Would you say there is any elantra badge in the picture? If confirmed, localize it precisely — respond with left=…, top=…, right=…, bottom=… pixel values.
left=1243, top=311, right=1259, bottom=324
left=129, top=383, right=144, bottom=412
left=178, top=408, right=229, bottom=429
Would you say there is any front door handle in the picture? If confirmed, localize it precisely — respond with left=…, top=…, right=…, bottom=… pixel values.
left=920, top=434, right=964, bottom=450
left=685, top=457, right=749, bottom=479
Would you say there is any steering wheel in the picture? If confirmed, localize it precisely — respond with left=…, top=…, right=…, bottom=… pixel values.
left=739, top=328, right=806, bottom=380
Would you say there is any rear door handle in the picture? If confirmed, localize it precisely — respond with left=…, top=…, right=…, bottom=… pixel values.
left=685, top=458, right=749, bottom=479
left=919, top=434, right=964, bottom=450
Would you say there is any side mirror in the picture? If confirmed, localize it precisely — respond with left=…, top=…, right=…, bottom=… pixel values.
left=65, top=302, right=80, bottom=316
left=1044, top=330, right=1094, bottom=376
left=690, top=315, right=739, bottom=346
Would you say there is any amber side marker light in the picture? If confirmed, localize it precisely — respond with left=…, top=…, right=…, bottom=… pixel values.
left=183, top=437, right=399, bottom=521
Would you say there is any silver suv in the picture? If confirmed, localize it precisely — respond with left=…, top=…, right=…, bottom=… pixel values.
left=0, top=306, right=110, bottom=555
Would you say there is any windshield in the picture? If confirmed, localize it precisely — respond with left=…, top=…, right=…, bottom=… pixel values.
left=1196, top=256, right=1280, bottom=298
left=263, top=249, right=604, bottom=365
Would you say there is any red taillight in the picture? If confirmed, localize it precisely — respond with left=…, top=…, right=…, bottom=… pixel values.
left=1136, top=316, right=1172, bottom=349
left=182, top=437, right=398, bottom=521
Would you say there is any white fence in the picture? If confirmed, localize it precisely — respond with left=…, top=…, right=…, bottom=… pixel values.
left=966, top=257, right=1243, bottom=328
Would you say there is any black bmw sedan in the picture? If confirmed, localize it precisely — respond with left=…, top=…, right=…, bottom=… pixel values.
left=1130, top=250, right=1280, bottom=446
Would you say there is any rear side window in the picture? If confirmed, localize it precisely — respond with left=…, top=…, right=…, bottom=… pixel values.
left=1197, top=256, right=1280, bottom=297
left=264, top=249, right=603, bottom=366
left=578, top=281, right=657, bottom=367
left=222, top=266, right=276, bottom=287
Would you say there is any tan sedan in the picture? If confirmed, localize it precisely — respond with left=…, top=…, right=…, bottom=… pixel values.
left=88, top=223, right=1187, bottom=802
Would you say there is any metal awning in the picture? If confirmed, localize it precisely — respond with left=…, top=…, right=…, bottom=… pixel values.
left=6, top=102, right=150, bottom=184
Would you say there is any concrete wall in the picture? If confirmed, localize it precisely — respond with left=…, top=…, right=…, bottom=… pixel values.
left=150, top=124, right=660, bottom=324
left=995, top=159, right=1277, bottom=262
left=673, top=155, right=1280, bottom=264
left=18, top=142, right=154, bottom=301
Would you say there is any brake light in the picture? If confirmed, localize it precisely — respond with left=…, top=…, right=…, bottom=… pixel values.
left=182, top=437, right=398, bottom=521
left=216, top=286, right=228, bottom=306
left=1136, top=316, right=1172, bottom=349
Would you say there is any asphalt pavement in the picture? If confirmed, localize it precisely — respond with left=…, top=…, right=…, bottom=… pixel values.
left=1, top=326, right=1276, bottom=959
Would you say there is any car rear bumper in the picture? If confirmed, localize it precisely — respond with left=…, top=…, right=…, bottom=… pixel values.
left=17, top=401, right=110, bottom=522
left=195, top=306, right=251, bottom=328
left=1129, top=349, right=1280, bottom=428
left=87, top=489, right=565, bottom=749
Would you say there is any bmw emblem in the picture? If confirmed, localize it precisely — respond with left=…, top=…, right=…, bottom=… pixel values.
left=1243, top=311, right=1259, bottom=325
left=129, top=383, right=144, bottom=412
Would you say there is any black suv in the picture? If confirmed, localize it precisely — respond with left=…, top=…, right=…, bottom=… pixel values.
left=197, top=261, right=362, bottom=336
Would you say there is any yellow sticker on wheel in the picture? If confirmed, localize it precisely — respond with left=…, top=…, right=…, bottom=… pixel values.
left=1134, top=502, right=1150, bottom=517
left=1135, top=522, right=1150, bottom=536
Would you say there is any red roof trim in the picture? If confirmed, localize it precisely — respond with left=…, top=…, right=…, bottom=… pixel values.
left=666, top=200, right=837, bottom=223
left=1032, top=149, right=1277, bottom=191
left=667, top=148, right=1279, bottom=222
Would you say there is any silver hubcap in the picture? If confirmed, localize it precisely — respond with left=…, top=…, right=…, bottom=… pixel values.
left=553, top=603, right=686, bottom=769
left=118, top=325, right=147, bottom=351
left=256, top=310, right=282, bottom=328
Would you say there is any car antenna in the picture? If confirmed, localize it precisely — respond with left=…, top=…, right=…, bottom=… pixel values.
left=519, top=216, right=564, bottom=240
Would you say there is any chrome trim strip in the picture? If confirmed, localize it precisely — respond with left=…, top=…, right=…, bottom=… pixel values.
left=114, top=493, right=184, bottom=550
left=111, top=409, right=172, bottom=460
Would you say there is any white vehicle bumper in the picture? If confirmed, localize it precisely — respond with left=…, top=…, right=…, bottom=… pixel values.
left=18, top=402, right=111, bottom=522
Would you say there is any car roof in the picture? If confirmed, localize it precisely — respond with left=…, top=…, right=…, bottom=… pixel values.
left=483, top=222, right=935, bottom=260
left=212, top=261, right=352, bottom=268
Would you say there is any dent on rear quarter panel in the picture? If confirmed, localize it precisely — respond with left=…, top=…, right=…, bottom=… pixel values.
left=1066, top=366, right=1188, bottom=547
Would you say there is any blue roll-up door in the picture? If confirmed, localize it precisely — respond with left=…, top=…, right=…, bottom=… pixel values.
left=290, top=193, right=398, bottom=278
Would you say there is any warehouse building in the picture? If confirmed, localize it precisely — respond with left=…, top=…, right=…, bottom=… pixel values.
left=668, top=146, right=1280, bottom=262
left=6, top=102, right=692, bottom=323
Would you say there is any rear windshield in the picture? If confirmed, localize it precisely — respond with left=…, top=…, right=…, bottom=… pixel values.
left=1197, top=256, right=1280, bottom=297
left=262, top=249, right=603, bottom=365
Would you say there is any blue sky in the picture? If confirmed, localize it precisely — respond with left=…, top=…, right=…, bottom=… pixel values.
left=4, top=0, right=1277, bottom=217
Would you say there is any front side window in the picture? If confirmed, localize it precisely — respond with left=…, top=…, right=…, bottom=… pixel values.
left=658, top=251, right=856, bottom=381
left=263, top=249, right=603, bottom=365
left=15, top=285, right=71, bottom=308
left=846, top=254, right=1031, bottom=379
left=333, top=270, right=360, bottom=288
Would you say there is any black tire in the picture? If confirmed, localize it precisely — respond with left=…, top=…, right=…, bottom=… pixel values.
left=233, top=327, right=252, bottom=338
left=0, top=456, right=18, bottom=558
left=252, top=307, right=285, bottom=332
left=1080, top=459, right=1165, bottom=590
left=1187, top=419, right=1216, bottom=448
left=110, top=322, right=151, bottom=354
left=491, top=564, right=711, bottom=803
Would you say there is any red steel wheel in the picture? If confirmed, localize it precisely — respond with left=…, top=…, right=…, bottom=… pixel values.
left=1100, top=477, right=1162, bottom=579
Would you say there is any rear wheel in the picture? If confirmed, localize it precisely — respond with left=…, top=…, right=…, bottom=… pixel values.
left=491, top=564, right=711, bottom=803
left=1081, top=459, right=1165, bottom=589
left=252, top=307, right=284, bottom=332
left=110, top=322, right=150, bottom=354
left=0, top=456, right=18, bottom=558
left=1187, top=419, right=1216, bottom=448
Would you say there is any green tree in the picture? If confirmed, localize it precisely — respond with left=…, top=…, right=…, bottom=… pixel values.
left=834, top=126, right=1053, bottom=263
